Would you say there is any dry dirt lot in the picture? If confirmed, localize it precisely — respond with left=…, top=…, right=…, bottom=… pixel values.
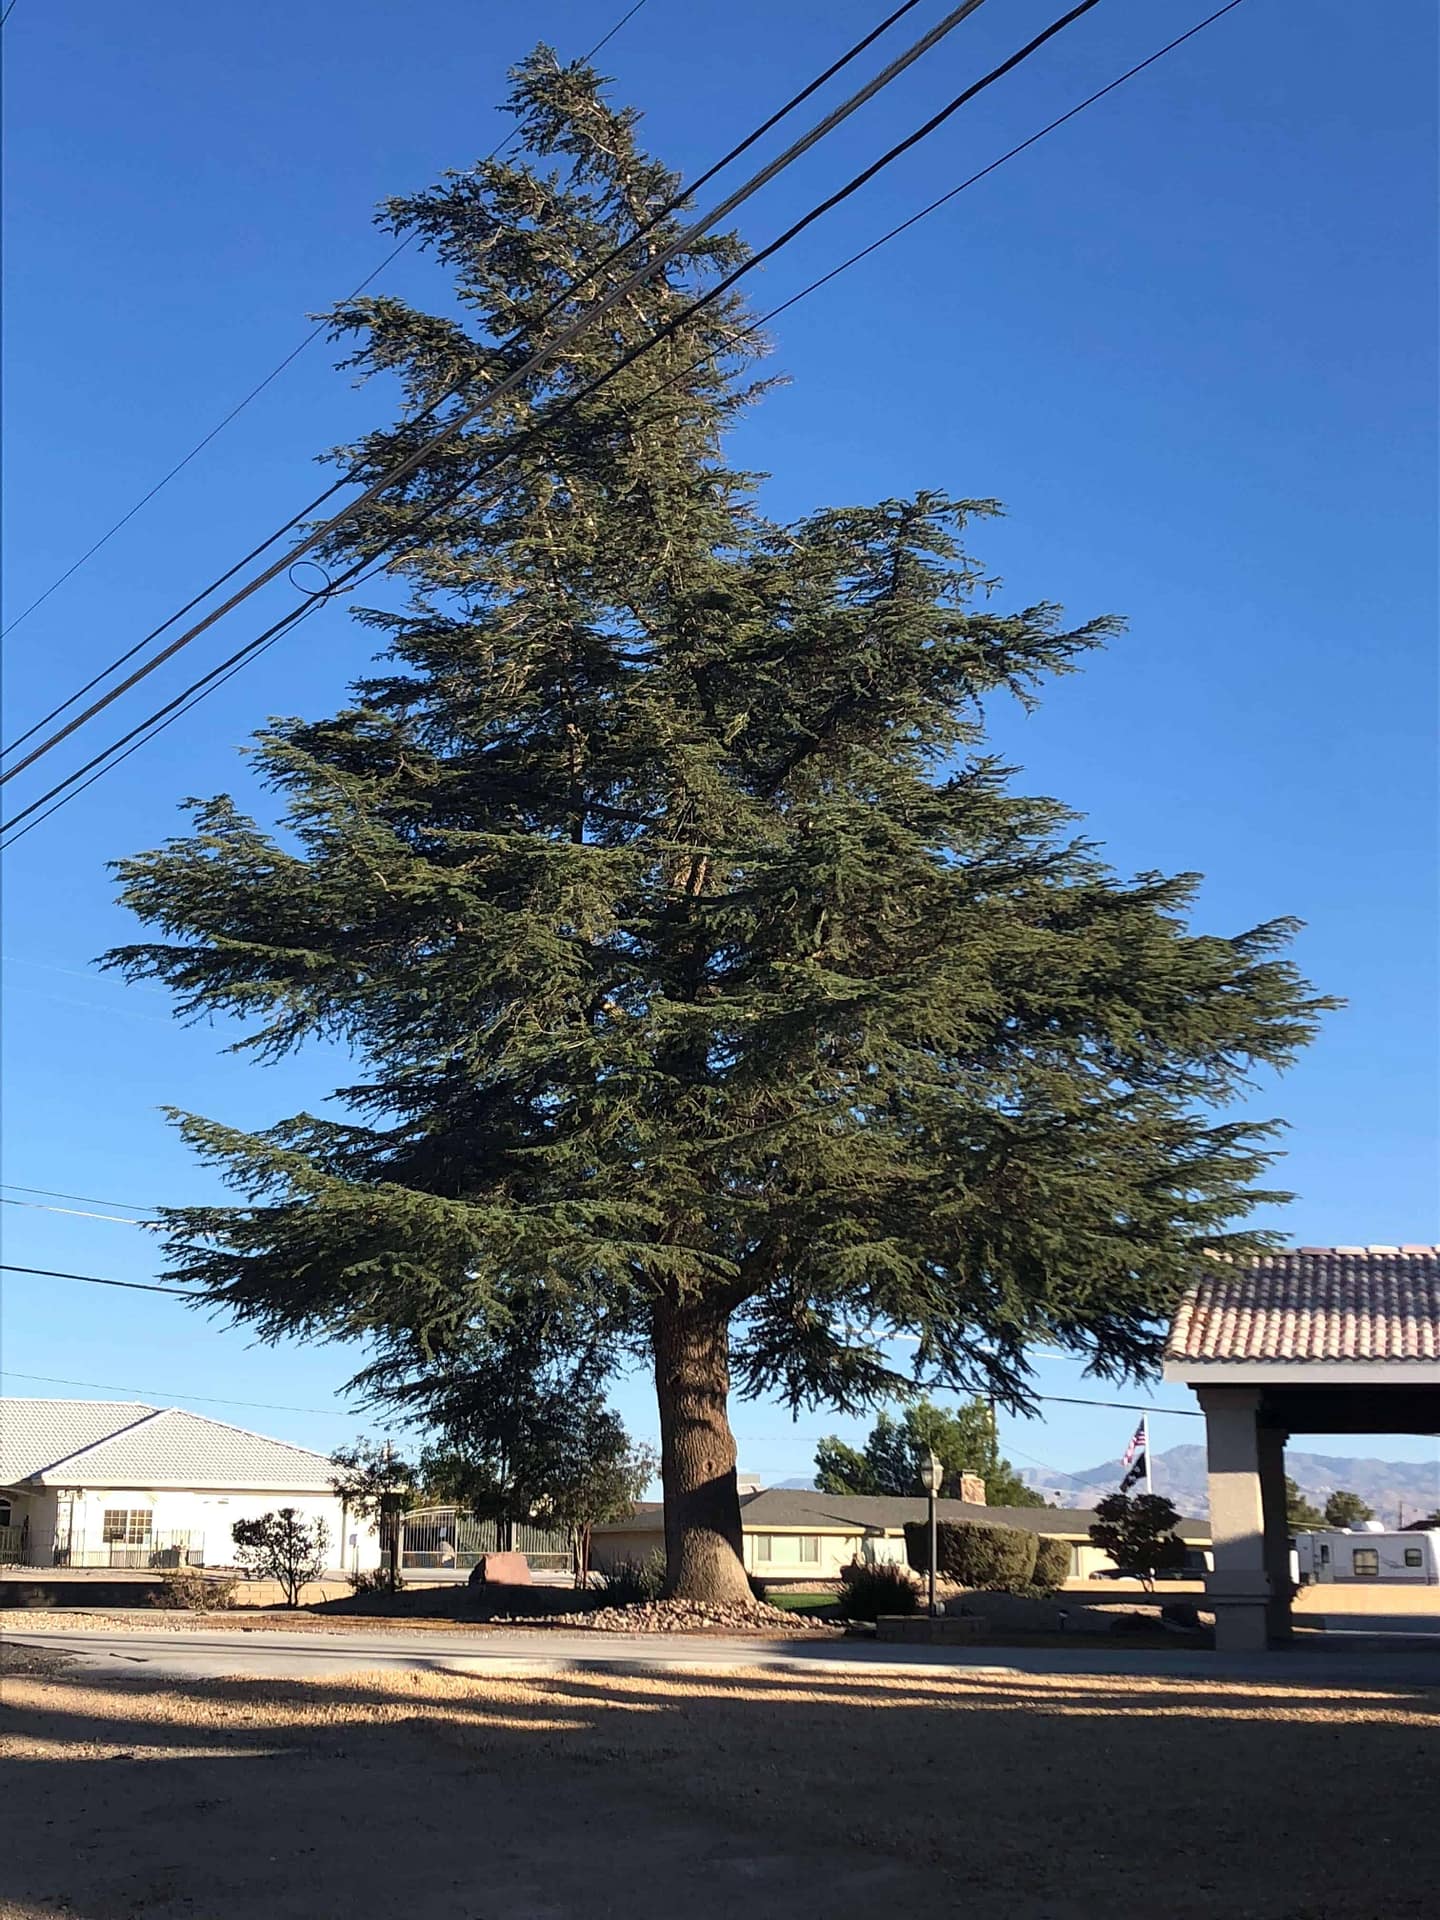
left=2, top=1640, right=1436, bottom=1920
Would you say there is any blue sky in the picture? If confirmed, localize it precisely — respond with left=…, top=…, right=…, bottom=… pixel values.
left=2, top=0, right=1436, bottom=1492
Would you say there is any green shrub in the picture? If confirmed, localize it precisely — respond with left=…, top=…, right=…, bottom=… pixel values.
left=349, top=1567, right=395, bottom=1595
left=153, top=1568, right=237, bottom=1611
left=905, top=1519, right=1037, bottom=1590
left=598, top=1552, right=665, bottom=1605
left=838, top=1559, right=921, bottom=1621
left=1031, top=1536, right=1071, bottom=1595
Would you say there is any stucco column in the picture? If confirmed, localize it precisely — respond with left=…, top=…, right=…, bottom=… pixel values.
left=1197, top=1386, right=1271, bottom=1652
left=1257, top=1424, right=1294, bottom=1642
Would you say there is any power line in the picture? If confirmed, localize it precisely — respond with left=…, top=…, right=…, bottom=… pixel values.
left=1035, top=1392, right=1201, bottom=1419
left=0, top=0, right=920, bottom=766
left=0, top=1195, right=154, bottom=1226
left=0, top=3, right=1244, bottom=848
left=1, top=1260, right=187, bottom=1295
left=0, top=0, right=953, bottom=774
left=1, top=1180, right=154, bottom=1213
left=4, top=0, right=1135, bottom=846
left=0, top=1368, right=360, bottom=1420
left=0, top=0, right=656, bottom=646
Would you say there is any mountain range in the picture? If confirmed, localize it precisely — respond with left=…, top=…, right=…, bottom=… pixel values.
left=1017, top=1444, right=1440, bottom=1522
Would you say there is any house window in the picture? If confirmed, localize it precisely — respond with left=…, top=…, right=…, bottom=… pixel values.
left=1319, top=1543, right=1330, bottom=1566
left=797, top=1536, right=819, bottom=1565
left=753, top=1535, right=773, bottom=1563
left=102, top=1510, right=153, bottom=1547
left=1404, top=1547, right=1423, bottom=1568
left=0, top=1499, right=10, bottom=1529
left=1351, top=1548, right=1379, bottom=1578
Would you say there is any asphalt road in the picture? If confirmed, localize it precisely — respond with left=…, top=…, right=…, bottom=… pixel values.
left=9, top=1620, right=1440, bottom=1686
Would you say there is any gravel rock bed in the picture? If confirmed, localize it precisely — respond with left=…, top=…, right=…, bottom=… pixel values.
left=489, top=1597, right=841, bottom=1635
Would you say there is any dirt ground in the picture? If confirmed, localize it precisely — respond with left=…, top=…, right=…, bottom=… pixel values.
left=3, top=1639, right=1437, bottom=1920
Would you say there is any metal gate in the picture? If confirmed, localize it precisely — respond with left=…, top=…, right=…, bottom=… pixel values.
left=398, top=1506, right=571, bottom=1574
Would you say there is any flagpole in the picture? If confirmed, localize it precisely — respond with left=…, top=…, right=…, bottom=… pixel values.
left=1142, top=1414, right=1152, bottom=1495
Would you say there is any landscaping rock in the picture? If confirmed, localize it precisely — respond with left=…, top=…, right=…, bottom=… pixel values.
left=467, top=1553, right=533, bottom=1588
left=490, top=1596, right=840, bottom=1635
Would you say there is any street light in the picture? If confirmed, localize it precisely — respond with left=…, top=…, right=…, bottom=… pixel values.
left=919, top=1449, right=943, bottom=1616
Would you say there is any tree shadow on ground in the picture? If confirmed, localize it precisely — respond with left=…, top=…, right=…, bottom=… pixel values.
left=3, top=1656, right=1436, bottom=1920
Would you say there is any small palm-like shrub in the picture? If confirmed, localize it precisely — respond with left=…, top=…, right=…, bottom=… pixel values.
left=838, top=1560, right=921, bottom=1621
left=598, top=1552, right=666, bottom=1605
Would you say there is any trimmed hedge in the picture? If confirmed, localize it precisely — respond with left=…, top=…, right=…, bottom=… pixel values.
left=905, top=1518, right=1038, bottom=1590
left=1031, top=1536, right=1071, bottom=1594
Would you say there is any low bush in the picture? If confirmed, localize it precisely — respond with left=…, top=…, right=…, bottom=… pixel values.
left=153, top=1568, right=238, bottom=1611
left=1031, top=1536, right=1071, bottom=1595
left=349, top=1567, right=395, bottom=1595
left=838, top=1559, right=921, bottom=1621
left=905, top=1519, right=1038, bottom=1590
left=597, top=1552, right=666, bottom=1605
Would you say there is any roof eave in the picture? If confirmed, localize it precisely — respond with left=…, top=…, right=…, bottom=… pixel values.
left=1163, top=1358, right=1440, bottom=1386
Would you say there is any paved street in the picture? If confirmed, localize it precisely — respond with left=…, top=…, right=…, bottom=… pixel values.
left=9, top=1618, right=1440, bottom=1687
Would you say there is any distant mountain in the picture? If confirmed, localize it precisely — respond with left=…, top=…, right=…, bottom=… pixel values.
left=1019, top=1444, right=1440, bottom=1523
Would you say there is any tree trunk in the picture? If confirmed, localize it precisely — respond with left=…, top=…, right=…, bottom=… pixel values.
left=652, top=1293, right=752, bottom=1604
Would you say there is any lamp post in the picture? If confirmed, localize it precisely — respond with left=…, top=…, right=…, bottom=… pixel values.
left=919, top=1449, right=943, bottom=1616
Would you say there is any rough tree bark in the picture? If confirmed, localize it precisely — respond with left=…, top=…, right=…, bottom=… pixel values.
left=652, top=1293, right=752, bottom=1604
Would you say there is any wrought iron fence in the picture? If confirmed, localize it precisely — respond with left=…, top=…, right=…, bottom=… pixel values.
left=399, top=1506, right=570, bottom=1573
left=0, top=1523, right=28, bottom=1565
left=55, top=1530, right=204, bottom=1570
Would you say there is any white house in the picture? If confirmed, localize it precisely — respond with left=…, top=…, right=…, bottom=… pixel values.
left=0, top=1399, right=381, bottom=1574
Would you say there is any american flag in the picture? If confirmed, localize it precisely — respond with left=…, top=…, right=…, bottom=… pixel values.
left=1120, top=1421, right=1146, bottom=1470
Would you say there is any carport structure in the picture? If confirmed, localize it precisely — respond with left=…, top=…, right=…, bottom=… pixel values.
left=1163, top=1245, right=1440, bottom=1652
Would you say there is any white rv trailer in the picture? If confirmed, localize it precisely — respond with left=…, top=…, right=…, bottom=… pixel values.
left=1295, top=1522, right=1440, bottom=1586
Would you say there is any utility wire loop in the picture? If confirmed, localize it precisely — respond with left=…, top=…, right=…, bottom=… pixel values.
left=287, top=560, right=337, bottom=599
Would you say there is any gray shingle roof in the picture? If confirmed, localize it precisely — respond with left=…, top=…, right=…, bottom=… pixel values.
left=0, top=1399, right=341, bottom=1491
left=1168, top=1247, right=1440, bottom=1366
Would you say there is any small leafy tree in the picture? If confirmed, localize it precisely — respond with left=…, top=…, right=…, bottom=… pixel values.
left=328, top=1437, right=419, bottom=1522
left=1323, top=1489, right=1374, bottom=1529
left=1088, top=1493, right=1186, bottom=1591
left=539, top=1415, right=657, bottom=1583
left=1285, top=1477, right=1325, bottom=1530
left=231, top=1508, right=331, bottom=1607
left=814, top=1399, right=1045, bottom=1506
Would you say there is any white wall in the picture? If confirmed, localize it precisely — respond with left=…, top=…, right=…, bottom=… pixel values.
left=55, top=1486, right=381, bottom=1573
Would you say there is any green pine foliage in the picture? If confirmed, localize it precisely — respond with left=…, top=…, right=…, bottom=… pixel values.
left=1285, top=1477, right=1326, bottom=1531
left=106, top=52, right=1332, bottom=1604
left=814, top=1398, right=1045, bottom=1506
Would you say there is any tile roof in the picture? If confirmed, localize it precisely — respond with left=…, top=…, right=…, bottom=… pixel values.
left=1167, top=1247, right=1440, bottom=1366
left=0, top=1398, right=341, bottom=1491
left=0, top=1400, right=158, bottom=1485
left=597, top=1488, right=1210, bottom=1543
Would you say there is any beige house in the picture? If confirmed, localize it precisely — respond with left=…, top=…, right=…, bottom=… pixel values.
left=0, top=1399, right=380, bottom=1574
left=591, top=1487, right=1210, bottom=1583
